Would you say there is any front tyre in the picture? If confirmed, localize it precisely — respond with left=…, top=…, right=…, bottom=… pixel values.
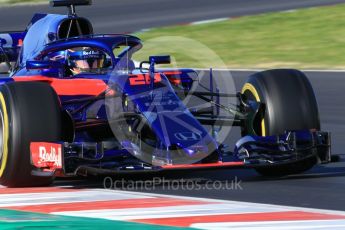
left=241, top=69, right=320, bottom=176
left=0, top=82, right=62, bottom=187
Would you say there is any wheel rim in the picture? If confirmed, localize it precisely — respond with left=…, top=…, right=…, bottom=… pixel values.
left=242, top=83, right=266, bottom=136
left=0, top=110, right=4, bottom=162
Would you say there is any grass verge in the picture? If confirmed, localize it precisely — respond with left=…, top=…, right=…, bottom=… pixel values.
left=134, top=4, right=345, bottom=69
left=0, top=0, right=44, bottom=5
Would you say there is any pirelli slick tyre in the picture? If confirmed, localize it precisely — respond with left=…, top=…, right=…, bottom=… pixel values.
left=241, top=69, right=320, bottom=177
left=0, top=82, right=61, bottom=187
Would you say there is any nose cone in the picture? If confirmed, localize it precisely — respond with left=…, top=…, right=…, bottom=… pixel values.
left=111, top=73, right=218, bottom=165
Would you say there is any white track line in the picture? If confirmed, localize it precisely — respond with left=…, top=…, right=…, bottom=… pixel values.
left=99, top=189, right=345, bottom=216
left=192, top=220, right=345, bottom=230
left=52, top=203, right=286, bottom=220
left=0, top=189, right=152, bottom=207
left=190, top=18, right=229, bottom=25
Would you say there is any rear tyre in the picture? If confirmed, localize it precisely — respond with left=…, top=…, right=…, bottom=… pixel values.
left=241, top=69, right=320, bottom=176
left=0, top=82, right=61, bottom=187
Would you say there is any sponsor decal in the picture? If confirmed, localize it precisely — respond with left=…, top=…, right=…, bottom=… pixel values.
left=82, top=50, right=103, bottom=59
left=30, top=143, right=63, bottom=171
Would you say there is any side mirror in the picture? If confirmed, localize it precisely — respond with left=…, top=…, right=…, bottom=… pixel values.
left=26, top=60, right=64, bottom=70
left=139, top=55, right=171, bottom=72
left=149, top=55, right=171, bottom=65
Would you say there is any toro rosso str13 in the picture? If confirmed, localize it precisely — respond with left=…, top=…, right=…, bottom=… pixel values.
left=0, top=0, right=331, bottom=187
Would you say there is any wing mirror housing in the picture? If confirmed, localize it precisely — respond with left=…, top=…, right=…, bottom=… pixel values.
left=138, top=55, right=171, bottom=89
left=139, top=55, right=171, bottom=72
left=26, top=60, right=64, bottom=70
left=149, top=55, right=171, bottom=65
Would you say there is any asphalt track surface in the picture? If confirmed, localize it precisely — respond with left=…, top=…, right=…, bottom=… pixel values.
left=1, top=0, right=345, bottom=33
left=1, top=0, right=345, bottom=214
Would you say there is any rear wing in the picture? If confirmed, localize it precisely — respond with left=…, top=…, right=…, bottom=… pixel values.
left=50, top=0, right=92, bottom=15
left=50, top=0, right=92, bottom=7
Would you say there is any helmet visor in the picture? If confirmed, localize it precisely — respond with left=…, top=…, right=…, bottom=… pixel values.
left=69, top=49, right=109, bottom=74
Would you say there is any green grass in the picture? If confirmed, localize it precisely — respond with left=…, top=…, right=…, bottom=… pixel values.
left=133, top=4, right=345, bottom=69
left=0, top=0, right=44, bottom=5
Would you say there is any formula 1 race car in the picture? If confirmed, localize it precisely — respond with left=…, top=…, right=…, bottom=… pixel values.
left=0, top=0, right=331, bottom=187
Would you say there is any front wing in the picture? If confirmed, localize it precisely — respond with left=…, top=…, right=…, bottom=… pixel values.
left=29, top=130, right=331, bottom=177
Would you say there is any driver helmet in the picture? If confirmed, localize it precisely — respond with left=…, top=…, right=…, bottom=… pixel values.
left=67, top=47, right=108, bottom=75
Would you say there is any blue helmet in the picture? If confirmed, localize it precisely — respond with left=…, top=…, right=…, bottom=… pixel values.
left=66, top=48, right=108, bottom=75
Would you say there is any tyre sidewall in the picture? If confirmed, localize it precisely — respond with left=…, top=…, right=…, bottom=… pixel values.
left=0, top=82, right=61, bottom=187
left=245, top=69, right=320, bottom=136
